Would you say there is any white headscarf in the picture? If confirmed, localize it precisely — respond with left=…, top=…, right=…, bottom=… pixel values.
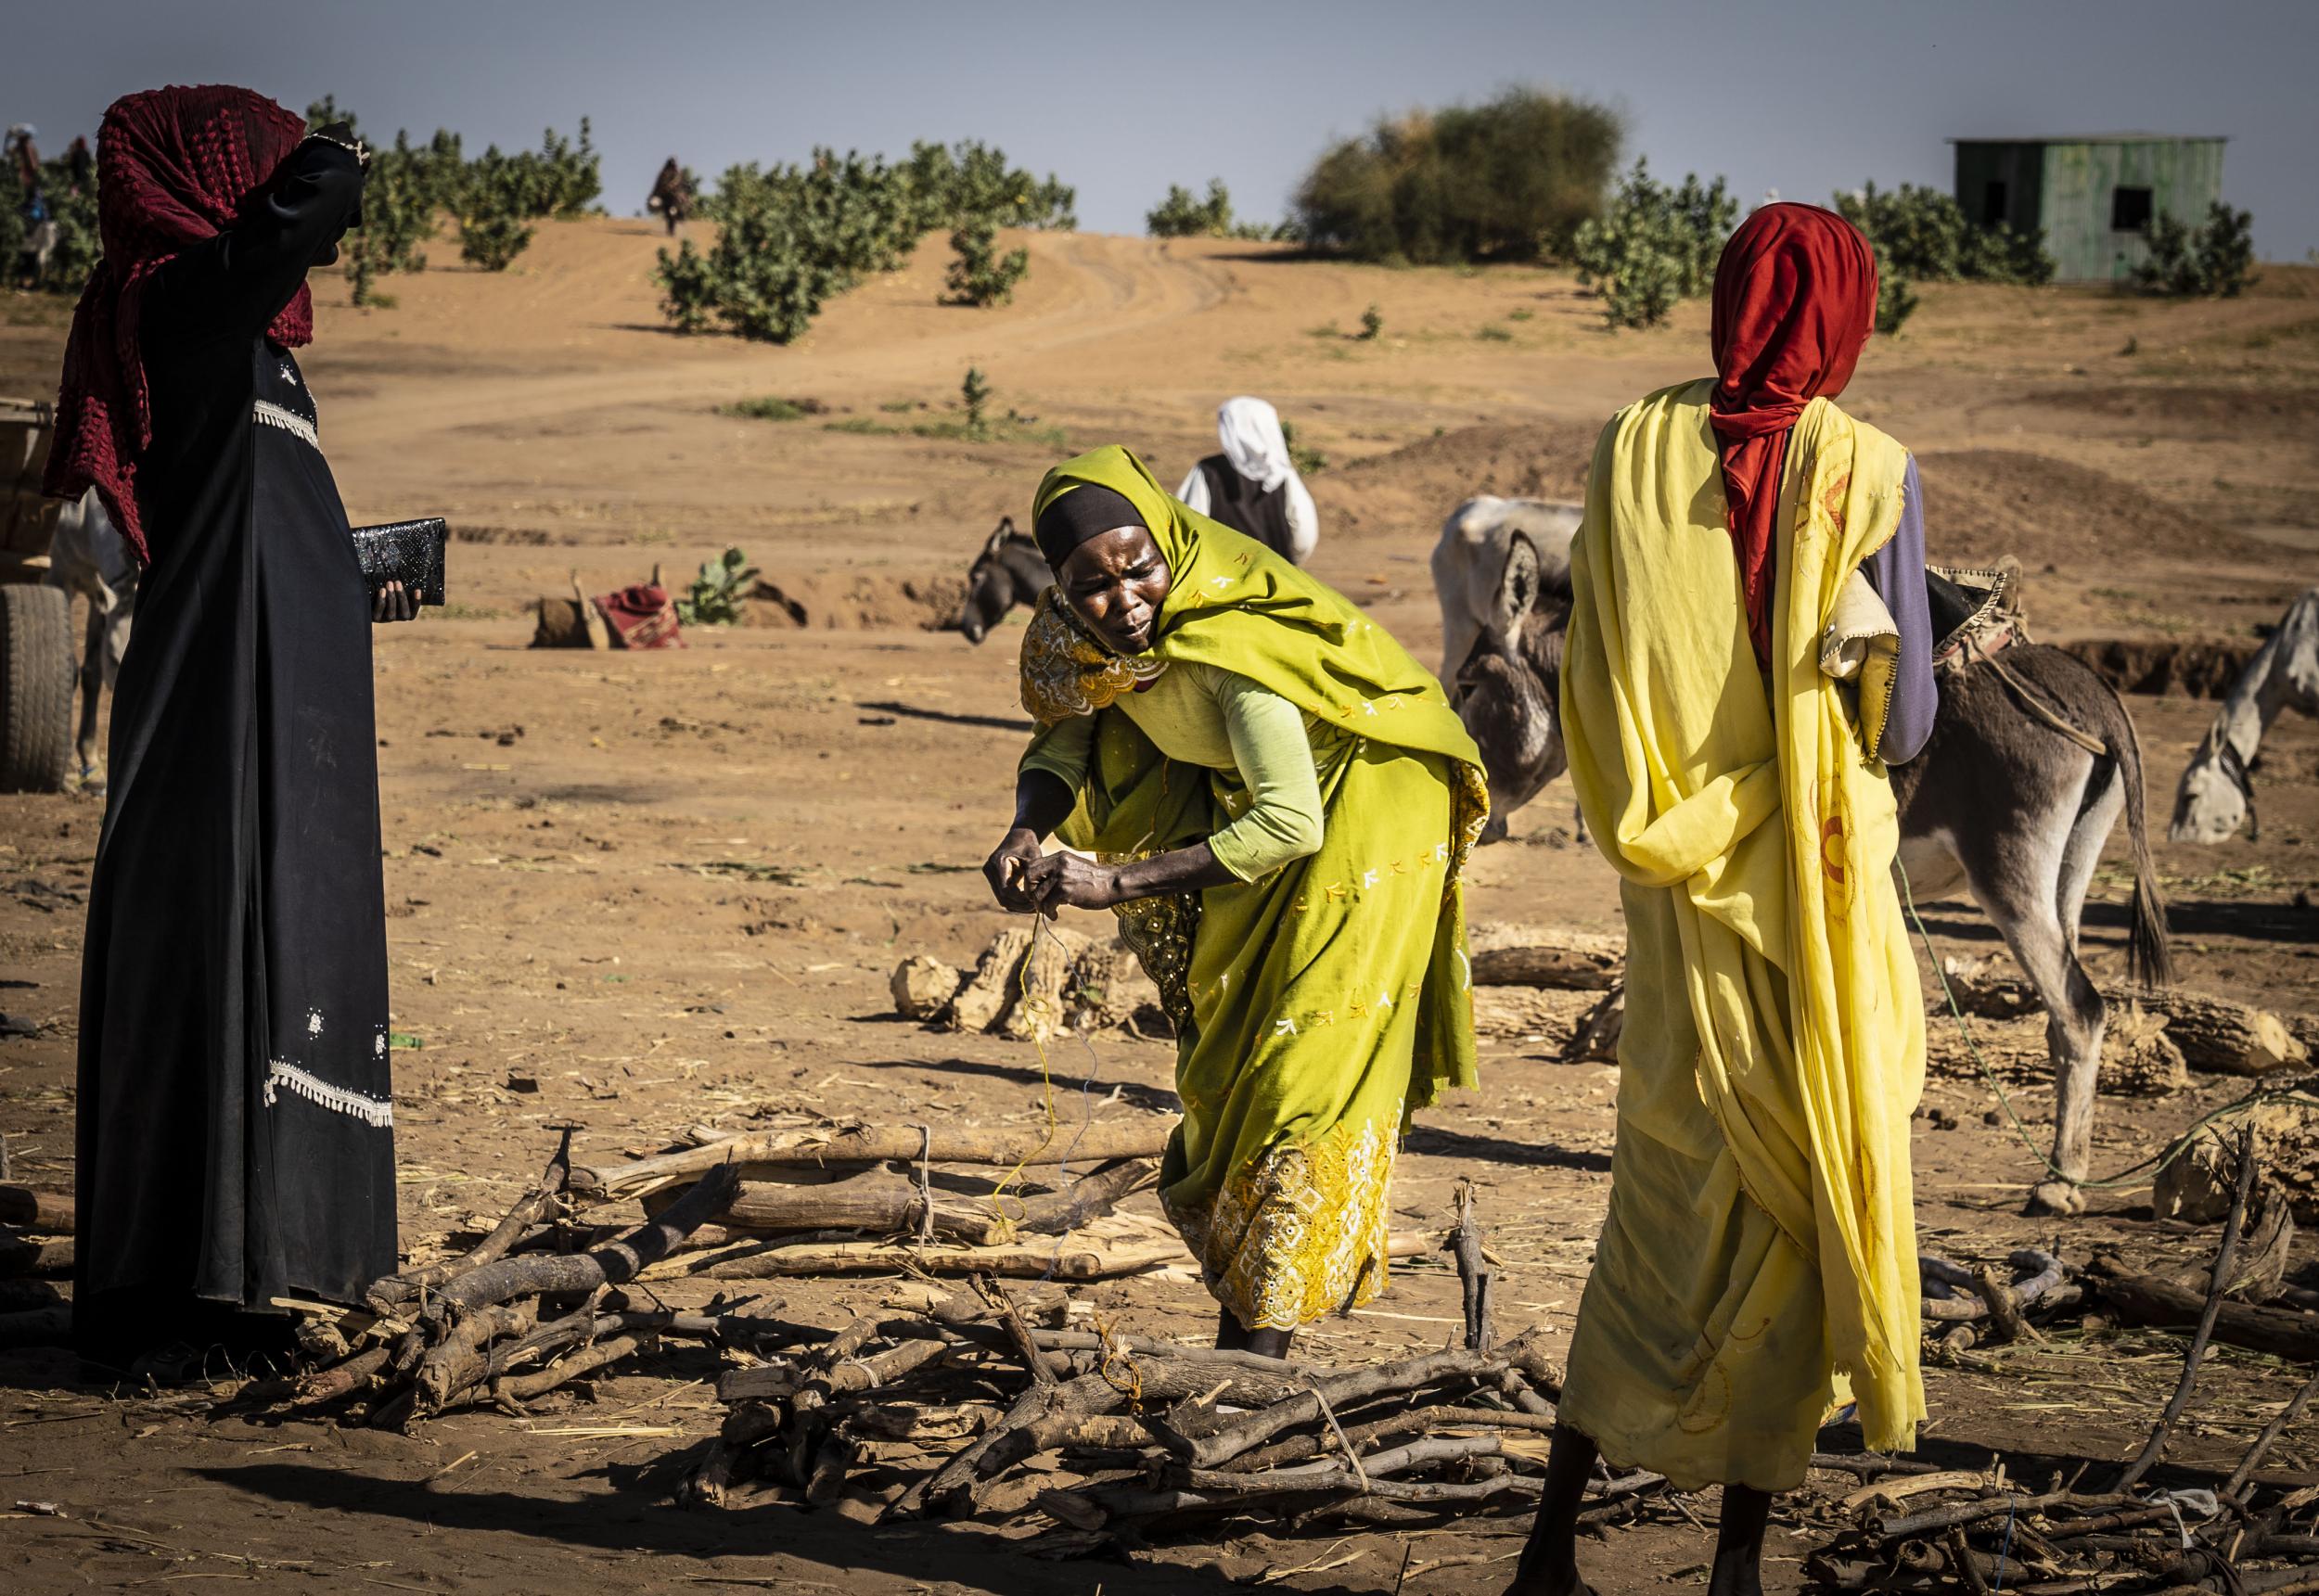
left=1216, top=396, right=1295, bottom=492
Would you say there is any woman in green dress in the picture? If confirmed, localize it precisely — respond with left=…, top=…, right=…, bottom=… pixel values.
left=983, top=445, right=1489, bottom=1358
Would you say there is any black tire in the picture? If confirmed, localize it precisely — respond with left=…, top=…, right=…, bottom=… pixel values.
left=0, top=583, right=74, bottom=793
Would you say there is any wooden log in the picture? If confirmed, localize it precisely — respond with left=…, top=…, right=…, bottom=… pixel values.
left=687, top=1227, right=1185, bottom=1283
left=2089, top=1256, right=2319, bottom=1362
left=0, top=1185, right=73, bottom=1233
left=367, top=1181, right=566, bottom=1315
left=1946, top=972, right=2307, bottom=1077
left=1226, top=1405, right=1561, bottom=1475
left=421, top=1165, right=737, bottom=1325
left=714, top=1156, right=1158, bottom=1247
left=1470, top=939, right=1622, bottom=991
left=570, top=1119, right=1174, bottom=1203
left=294, top=1345, right=390, bottom=1406
left=1564, top=983, right=1624, bottom=1063
left=415, top=1300, right=540, bottom=1413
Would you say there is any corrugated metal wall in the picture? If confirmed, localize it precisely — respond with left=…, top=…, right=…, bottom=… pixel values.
left=1953, top=139, right=2225, bottom=282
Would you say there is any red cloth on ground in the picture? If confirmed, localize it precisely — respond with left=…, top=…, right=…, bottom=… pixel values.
left=44, top=85, right=313, bottom=562
left=1708, top=203, right=1879, bottom=666
left=596, top=581, right=684, bottom=649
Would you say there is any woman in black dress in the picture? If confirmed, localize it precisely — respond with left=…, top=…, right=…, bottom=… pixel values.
left=45, top=85, right=414, bottom=1363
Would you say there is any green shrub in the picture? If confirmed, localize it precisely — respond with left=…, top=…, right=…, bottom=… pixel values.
left=900, top=139, right=1074, bottom=232
left=946, top=218, right=1029, bottom=305
left=1871, top=243, right=1919, bottom=335
left=723, top=396, right=823, bottom=421
left=1358, top=303, right=1384, bottom=340
left=2135, top=202, right=2257, bottom=298
left=676, top=547, right=759, bottom=627
left=656, top=138, right=1070, bottom=341
left=961, top=366, right=991, bottom=435
left=1571, top=160, right=1735, bottom=329
left=455, top=150, right=539, bottom=272
left=1148, top=179, right=1235, bottom=238
left=1834, top=181, right=2052, bottom=285
left=1294, top=87, right=1622, bottom=263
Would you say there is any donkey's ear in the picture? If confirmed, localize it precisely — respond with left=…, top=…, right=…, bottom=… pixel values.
left=1497, top=531, right=1542, bottom=625
left=980, top=518, right=1014, bottom=560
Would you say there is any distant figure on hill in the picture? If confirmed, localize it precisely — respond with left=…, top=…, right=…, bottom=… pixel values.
left=647, top=158, right=694, bottom=236
left=1173, top=396, right=1318, bottom=565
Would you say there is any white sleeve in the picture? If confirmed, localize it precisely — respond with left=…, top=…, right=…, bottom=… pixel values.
left=1283, top=474, right=1319, bottom=564
left=1175, top=466, right=1211, bottom=516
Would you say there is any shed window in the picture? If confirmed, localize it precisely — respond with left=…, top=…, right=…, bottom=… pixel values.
left=2111, top=185, right=2154, bottom=233
left=1982, top=181, right=2008, bottom=226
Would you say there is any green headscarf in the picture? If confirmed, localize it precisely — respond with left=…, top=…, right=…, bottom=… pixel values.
left=1023, top=445, right=1484, bottom=775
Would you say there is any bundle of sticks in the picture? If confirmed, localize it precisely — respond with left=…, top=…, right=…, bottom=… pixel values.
left=283, top=1118, right=1189, bottom=1424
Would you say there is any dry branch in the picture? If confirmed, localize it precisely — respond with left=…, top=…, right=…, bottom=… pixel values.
left=1470, top=936, right=1623, bottom=990
left=571, top=1119, right=1174, bottom=1203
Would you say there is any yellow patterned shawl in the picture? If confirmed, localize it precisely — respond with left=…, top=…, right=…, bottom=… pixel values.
left=1560, top=381, right=1927, bottom=1454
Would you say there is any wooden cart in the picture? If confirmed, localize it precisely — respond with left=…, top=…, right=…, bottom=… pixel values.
left=0, top=398, right=76, bottom=792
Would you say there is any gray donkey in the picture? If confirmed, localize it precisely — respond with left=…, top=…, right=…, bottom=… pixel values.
left=950, top=517, right=1053, bottom=645
left=1454, top=530, right=2172, bottom=1217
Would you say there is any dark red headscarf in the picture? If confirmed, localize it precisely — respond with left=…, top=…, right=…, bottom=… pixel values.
left=45, top=85, right=314, bottom=564
left=1709, top=203, right=1878, bottom=665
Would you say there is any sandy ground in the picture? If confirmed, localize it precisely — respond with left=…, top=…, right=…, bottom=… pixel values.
left=0, top=223, right=2315, bottom=1593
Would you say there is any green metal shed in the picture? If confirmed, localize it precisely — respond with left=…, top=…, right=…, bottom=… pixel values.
left=1950, top=134, right=2227, bottom=282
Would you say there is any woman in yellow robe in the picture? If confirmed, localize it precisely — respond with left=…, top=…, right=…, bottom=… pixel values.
left=1511, top=207, right=1930, bottom=1596
left=983, top=446, right=1488, bottom=1358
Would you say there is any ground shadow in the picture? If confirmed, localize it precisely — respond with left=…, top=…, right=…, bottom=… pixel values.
left=857, top=700, right=1036, bottom=734
left=1404, top=1125, right=1611, bottom=1174
left=839, top=1052, right=1181, bottom=1117
left=195, top=1461, right=1370, bottom=1594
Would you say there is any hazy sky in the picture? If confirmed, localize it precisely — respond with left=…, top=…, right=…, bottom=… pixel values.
left=10, top=1, right=2316, bottom=257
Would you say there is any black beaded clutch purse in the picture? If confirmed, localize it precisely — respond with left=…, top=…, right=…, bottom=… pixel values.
left=351, top=517, right=447, bottom=605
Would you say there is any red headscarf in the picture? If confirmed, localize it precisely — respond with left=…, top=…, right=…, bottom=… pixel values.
left=45, top=85, right=314, bottom=564
left=1709, top=203, right=1878, bottom=666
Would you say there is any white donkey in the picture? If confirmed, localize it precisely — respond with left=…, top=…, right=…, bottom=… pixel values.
left=2171, top=588, right=2319, bottom=844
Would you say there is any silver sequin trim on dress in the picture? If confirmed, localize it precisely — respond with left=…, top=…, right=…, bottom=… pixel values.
left=263, top=1060, right=393, bottom=1127
left=252, top=399, right=319, bottom=449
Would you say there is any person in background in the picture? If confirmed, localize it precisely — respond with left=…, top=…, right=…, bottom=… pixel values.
left=1508, top=205, right=1935, bottom=1596
left=45, top=85, right=416, bottom=1372
left=1173, top=395, right=1319, bottom=565
left=646, top=158, right=694, bottom=236
left=984, top=446, right=1485, bottom=1360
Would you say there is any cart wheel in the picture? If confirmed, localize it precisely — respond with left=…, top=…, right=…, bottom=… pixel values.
left=0, top=583, right=74, bottom=793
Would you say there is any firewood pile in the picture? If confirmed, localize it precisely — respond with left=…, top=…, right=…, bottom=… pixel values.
left=278, top=1114, right=1203, bottom=1426
left=0, top=1172, right=72, bottom=1347
left=1807, top=1133, right=2318, bottom=1596
left=681, top=1186, right=1585, bottom=1545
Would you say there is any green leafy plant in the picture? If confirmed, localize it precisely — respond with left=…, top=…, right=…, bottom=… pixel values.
left=1477, top=322, right=1514, bottom=341
left=900, top=139, right=1074, bottom=232
left=2134, top=202, right=2257, bottom=298
left=961, top=366, right=992, bottom=436
left=1281, top=419, right=1326, bottom=476
left=1570, top=160, right=1735, bottom=329
left=1294, top=86, right=1623, bottom=263
left=1834, top=181, right=2052, bottom=285
left=1358, top=303, right=1384, bottom=340
left=946, top=218, right=1029, bottom=306
left=676, top=547, right=760, bottom=627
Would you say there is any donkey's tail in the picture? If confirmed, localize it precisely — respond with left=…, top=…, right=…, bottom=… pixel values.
left=2107, top=679, right=2175, bottom=990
